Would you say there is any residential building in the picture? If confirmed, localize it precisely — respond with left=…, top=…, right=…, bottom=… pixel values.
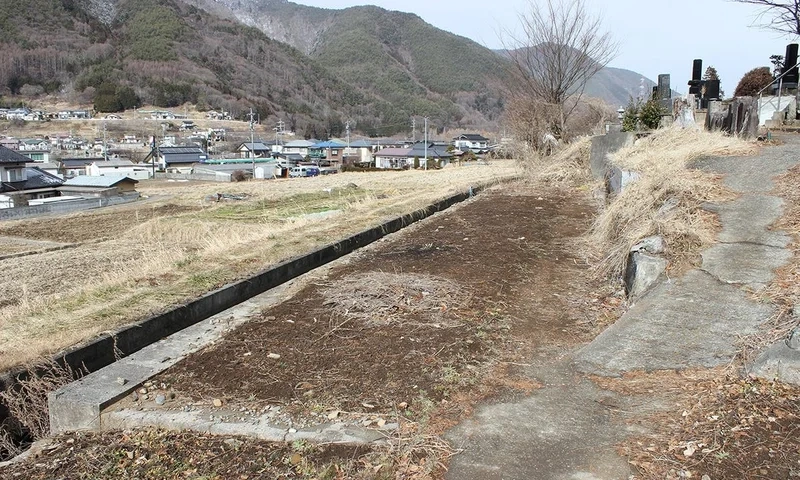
left=18, top=139, right=50, bottom=151
left=282, top=139, right=317, bottom=158
left=60, top=157, right=105, bottom=178
left=453, top=133, right=490, bottom=153
left=238, top=141, right=273, bottom=159
left=87, top=159, right=152, bottom=179
left=158, top=146, right=208, bottom=173
left=61, top=176, right=139, bottom=197
left=374, top=147, right=413, bottom=169
left=310, top=140, right=346, bottom=165
left=0, top=146, right=63, bottom=207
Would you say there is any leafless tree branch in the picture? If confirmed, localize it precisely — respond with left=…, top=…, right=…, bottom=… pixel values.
left=731, top=0, right=800, bottom=35
left=501, top=0, right=618, bottom=140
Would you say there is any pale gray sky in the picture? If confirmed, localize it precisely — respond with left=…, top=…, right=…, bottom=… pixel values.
left=295, top=0, right=797, bottom=96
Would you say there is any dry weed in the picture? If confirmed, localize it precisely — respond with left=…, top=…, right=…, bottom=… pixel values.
left=518, top=136, right=596, bottom=187
left=590, top=127, right=756, bottom=277
left=320, top=272, right=470, bottom=328
left=0, top=360, right=78, bottom=460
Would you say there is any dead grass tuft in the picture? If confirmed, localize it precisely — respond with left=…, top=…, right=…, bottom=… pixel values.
left=590, top=127, right=755, bottom=277
left=320, top=272, right=470, bottom=328
left=0, top=360, right=78, bottom=460
left=518, top=136, right=596, bottom=187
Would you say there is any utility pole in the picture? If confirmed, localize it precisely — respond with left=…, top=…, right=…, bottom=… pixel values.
left=102, top=121, right=108, bottom=161
left=411, top=117, right=416, bottom=143
left=274, top=119, right=284, bottom=157
left=345, top=120, right=351, bottom=150
left=248, top=108, right=256, bottom=176
left=423, top=117, right=428, bottom=170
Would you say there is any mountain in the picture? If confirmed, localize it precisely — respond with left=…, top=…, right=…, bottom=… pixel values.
left=585, top=67, right=656, bottom=108
left=0, top=0, right=659, bottom=137
left=188, top=0, right=509, bottom=134
left=0, top=0, right=414, bottom=137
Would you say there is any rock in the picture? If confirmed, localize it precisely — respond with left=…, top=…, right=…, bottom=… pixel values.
left=267, top=353, right=281, bottom=360
left=624, top=252, right=668, bottom=299
left=130, top=391, right=139, bottom=402
left=223, top=438, right=242, bottom=449
left=327, top=410, right=340, bottom=420
left=116, top=377, right=127, bottom=386
left=376, top=419, right=386, bottom=428
left=787, top=328, right=800, bottom=350
left=213, top=398, right=224, bottom=408
left=632, top=236, right=665, bottom=255
left=288, top=428, right=297, bottom=434
left=749, top=339, right=800, bottom=385
left=154, top=394, right=166, bottom=406
left=397, top=402, right=408, bottom=410
left=138, top=388, right=147, bottom=395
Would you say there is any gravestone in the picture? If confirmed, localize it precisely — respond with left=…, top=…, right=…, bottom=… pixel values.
left=673, top=95, right=697, bottom=128
left=722, top=97, right=759, bottom=139
left=705, top=100, right=726, bottom=132
left=657, top=74, right=672, bottom=109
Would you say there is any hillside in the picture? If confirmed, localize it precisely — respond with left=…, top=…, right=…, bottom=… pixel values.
left=0, top=0, right=403, bottom=137
left=191, top=0, right=658, bottom=114
left=189, top=0, right=509, bottom=133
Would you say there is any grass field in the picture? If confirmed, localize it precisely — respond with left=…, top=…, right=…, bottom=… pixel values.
left=0, top=163, right=518, bottom=370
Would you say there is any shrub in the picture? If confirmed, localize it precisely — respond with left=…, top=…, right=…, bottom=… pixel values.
left=231, top=169, right=247, bottom=182
left=734, top=67, right=773, bottom=97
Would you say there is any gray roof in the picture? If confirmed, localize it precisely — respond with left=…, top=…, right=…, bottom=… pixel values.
left=63, top=175, right=138, bottom=188
left=284, top=140, right=315, bottom=148
left=92, top=159, right=136, bottom=167
left=0, top=145, right=31, bottom=164
left=159, top=146, right=206, bottom=154
left=375, top=148, right=412, bottom=157
left=239, top=142, right=271, bottom=151
left=1, top=167, right=63, bottom=193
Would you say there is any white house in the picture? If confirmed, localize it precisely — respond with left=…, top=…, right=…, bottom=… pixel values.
left=282, top=139, right=316, bottom=157
left=453, top=134, right=490, bottom=153
left=18, top=139, right=50, bottom=151
left=374, top=147, right=412, bottom=169
left=87, top=159, right=152, bottom=179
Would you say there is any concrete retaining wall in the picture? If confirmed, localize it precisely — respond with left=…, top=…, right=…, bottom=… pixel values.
left=0, top=193, right=140, bottom=221
left=156, top=172, right=231, bottom=182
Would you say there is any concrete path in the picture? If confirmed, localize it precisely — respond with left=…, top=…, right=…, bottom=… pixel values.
left=446, top=137, right=800, bottom=479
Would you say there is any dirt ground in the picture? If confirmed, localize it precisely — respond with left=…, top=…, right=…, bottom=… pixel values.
left=156, top=181, right=620, bottom=428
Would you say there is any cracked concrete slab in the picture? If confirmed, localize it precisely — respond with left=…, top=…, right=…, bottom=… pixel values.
left=712, top=195, right=790, bottom=247
left=701, top=242, right=791, bottom=288
left=573, top=270, right=774, bottom=376
left=446, top=365, right=634, bottom=480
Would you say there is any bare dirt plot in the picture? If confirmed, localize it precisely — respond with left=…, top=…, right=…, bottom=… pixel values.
left=158, top=183, right=620, bottom=425
left=0, top=163, right=517, bottom=370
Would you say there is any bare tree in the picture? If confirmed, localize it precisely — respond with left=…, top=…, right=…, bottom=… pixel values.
left=503, top=0, right=618, bottom=141
left=731, top=0, right=800, bottom=35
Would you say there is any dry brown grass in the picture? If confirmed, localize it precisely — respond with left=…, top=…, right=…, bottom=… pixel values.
left=518, top=136, right=596, bottom=187
left=0, top=163, right=518, bottom=371
left=590, top=127, right=756, bottom=277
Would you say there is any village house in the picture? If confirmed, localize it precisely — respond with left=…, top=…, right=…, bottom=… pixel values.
left=282, top=139, right=317, bottom=158
left=238, top=141, right=274, bottom=159
left=18, top=139, right=50, bottom=152
left=57, top=110, right=92, bottom=120
left=0, top=146, right=63, bottom=208
left=310, top=140, right=346, bottom=165
left=61, top=175, right=139, bottom=197
left=374, top=147, right=413, bottom=169
left=0, top=138, right=19, bottom=150
left=60, top=157, right=105, bottom=178
left=158, top=146, right=207, bottom=173
left=87, top=159, right=152, bottom=179
left=453, top=133, right=491, bottom=153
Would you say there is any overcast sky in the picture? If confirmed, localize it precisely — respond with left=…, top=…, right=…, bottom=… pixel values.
left=295, top=0, right=797, bottom=97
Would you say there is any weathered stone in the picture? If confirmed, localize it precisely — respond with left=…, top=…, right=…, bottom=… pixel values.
left=749, top=339, right=800, bottom=385
left=606, top=167, right=640, bottom=196
left=589, top=132, right=635, bottom=180
left=632, top=236, right=665, bottom=255
left=624, top=252, right=667, bottom=298
left=154, top=394, right=166, bottom=406
left=673, top=95, right=697, bottom=128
